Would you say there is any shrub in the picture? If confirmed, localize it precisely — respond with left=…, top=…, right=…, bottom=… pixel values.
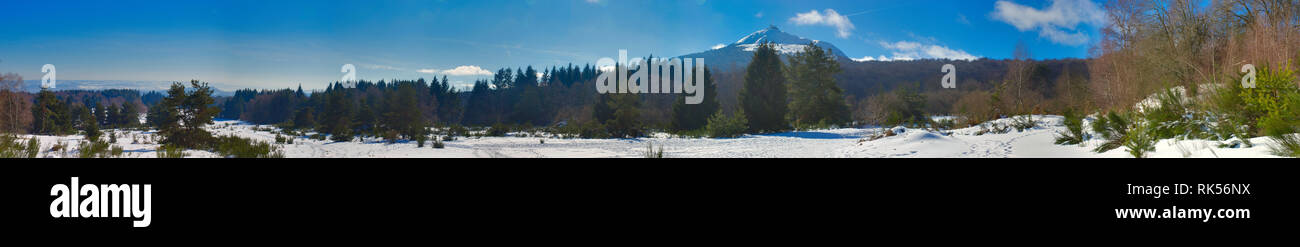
left=1225, top=65, right=1300, bottom=136
left=642, top=142, right=664, bottom=158
left=432, top=138, right=445, bottom=149
left=25, top=137, right=40, bottom=158
left=1, top=135, right=41, bottom=158
left=156, top=144, right=187, bottom=158
left=1092, top=111, right=1132, bottom=153
left=930, top=118, right=956, bottom=131
left=1142, top=88, right=1205, bottom=139
left=1123, top=121, right=1157, bottom=158
left=1054, top=109, right=1085, bottom=145
left=1269, top=131, right=1300, bottom=157
left=415, top=134, right=428, bottom=148
left=1010, top=115, right=1036, bottom=132
left=705, top=110, right=748, bottom=138
left=77, top=140, right=124, bottom=158
left=486, top=123, right=509, bottom=137
left=211, top=135, right=284, bottom=158
left=446, top=124, right=469, bottom=137
left=329, top=130, right=352, bottom=142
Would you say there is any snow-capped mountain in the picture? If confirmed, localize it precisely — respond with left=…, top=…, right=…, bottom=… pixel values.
left=679, top=26, right=852, bottom=70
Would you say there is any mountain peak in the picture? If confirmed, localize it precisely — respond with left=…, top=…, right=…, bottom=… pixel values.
left=679, top=27, right=853, bottom=70
left=734, top=25, right=809, bottom=46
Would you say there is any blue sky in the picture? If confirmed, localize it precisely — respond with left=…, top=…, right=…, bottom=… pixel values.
left=0, top=0, right=1105, bottom=91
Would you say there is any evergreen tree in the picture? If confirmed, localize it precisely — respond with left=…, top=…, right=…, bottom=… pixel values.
left=157, top=80, right=221, bottom=148
left=94, top=103, right=108, bottom=129
left=119, top=101, right=139, bottom=128
left=604, top=93, right=642, bottom=138
left=785, top=42, right=850, bottom=127
left=463, top=80, right=495, bottom=125
left=738, top=42, right=789, bottom=132
left=320, top=85, right=354, bottom=142
left=79, top=104, right=100, bottom=142
left=431, top=75, right=462, bottom=124
left=293, top=107, right=315, bottom=130
left=383, top=83, right=424, bottom=140
left=105, top=104, right=122, bottom=128
left=670, top=66, right=719, bottom=131
left=31, top=90, right=72, bottom=135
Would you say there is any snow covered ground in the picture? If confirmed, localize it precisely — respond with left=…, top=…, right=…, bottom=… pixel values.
left=15, top=116, right=1287, bottom=158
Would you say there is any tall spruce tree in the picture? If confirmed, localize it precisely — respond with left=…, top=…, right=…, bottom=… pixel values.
left=785, top=42, right=850, bottom=127
left=738, top=42, right=789, bottom=132
left=79, top=104, right=100, bottom=142
left=669, top=66, right=719, bottom=131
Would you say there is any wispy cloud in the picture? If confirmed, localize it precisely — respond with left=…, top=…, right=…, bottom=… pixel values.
left=862, top=40, right=978, bottom=61
left=789, top=9, right=855, bottom=38
left=990, top=0, right=1105, bottom=46
left=418, top=65, right=493, bottom=76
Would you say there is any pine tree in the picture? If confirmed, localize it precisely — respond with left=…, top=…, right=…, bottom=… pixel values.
left=79, top=104, right=100, bottom=142
left=321, top=86, right=354, bottom=142
left=670, top=66, right=719, bottom=131
left=604, top=93, right=642, bottom=138
left=293, top=107, right=315, bottom=130
left=463, top=80, right=494, bottom=125
left=94, top=103, right=108, bottom=129
left=739, top=42, right=789, bottom=132
left=786, top=42, right=850, bottom=127
left=120, top=101, right=139, bottom=128
left=105, top=104, right=121, bottom=129
left=157, top=80, right=221, bottom=148
left=32, top=90, right=72, bottom=135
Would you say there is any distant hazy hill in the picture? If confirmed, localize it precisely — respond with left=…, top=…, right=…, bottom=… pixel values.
left=21, top=80, right=236, bottom=96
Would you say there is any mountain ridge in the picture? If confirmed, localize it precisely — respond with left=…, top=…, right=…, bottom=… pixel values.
left=678, top=26, right=853, bottom=70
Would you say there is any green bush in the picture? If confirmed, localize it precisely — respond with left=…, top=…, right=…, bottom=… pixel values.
left=1054, top=109, right=1085, bottom=145
left=705, top=110, right=749, bottom=138
left=1269, top=133, right=1300, bottom=157
left=486, top=123, right=509, bottom=137
left=77, top=140, right=124, bottom=158
left=1224, top=65, right=1300, bottom=137
left=1123, top=121, right=1157, bottom=158
left=211, top=135, right=284, bottom=158
left=25, top=137, right=40, bottom=158
left=1010, top=115, right=1036, bottom=132
left=415, top=133, right=428, bottom=148
left=1, top=135, right=41, bottom=158
left=1092, top=111, right=1132, bottom=153
left=1143, top=88, right=1211, bottom=140
left=642, top=142, right=664, bottom=158
left=156, top=144, right=187, bottom=158
left=328, top=130, right=353, bottom=142
left=432, top=138, right=445, bottom=149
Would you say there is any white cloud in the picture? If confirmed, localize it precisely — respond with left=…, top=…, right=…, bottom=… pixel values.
left=755, top=11, right=764, bottom=18
left=418, top=65, right=493, bottom=76
left=364, top=64, right=403, bottom=71
left=789, top=9, right=855, bottom=38
left=584, top=0, right=602, bottom=4
left=990, top=0, right=1106, bottom=46
left=880, top=41, right=922, bottom=51
left=869, top=40, right=978, bottom=61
